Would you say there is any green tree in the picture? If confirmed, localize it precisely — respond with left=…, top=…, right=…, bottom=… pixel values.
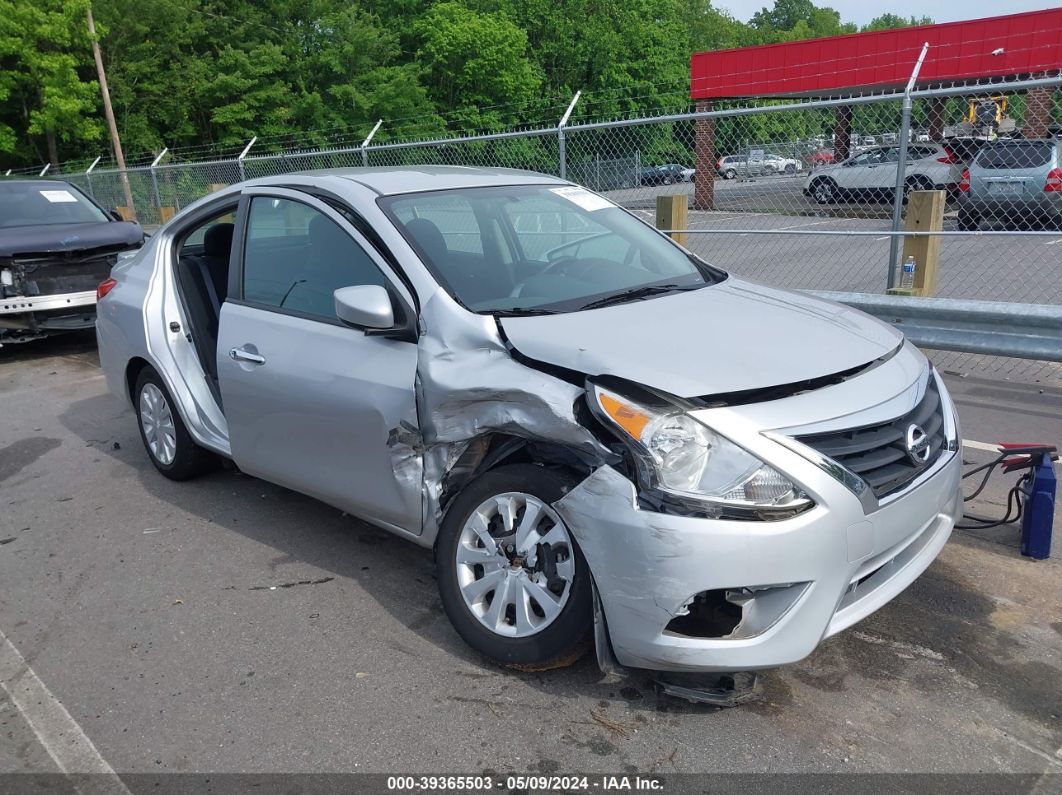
left=862, top=14, right=934, bottom=32
left=750, top=0, right=855, bottom=41
left=414, top=2, right=543, bottom=132
left=0, top=0, right=102, bottom=167
left=285, top=2, right=441, bottom=144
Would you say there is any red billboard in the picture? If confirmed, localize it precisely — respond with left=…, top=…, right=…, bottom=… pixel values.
left=690, top=8, right=1062, bottom=100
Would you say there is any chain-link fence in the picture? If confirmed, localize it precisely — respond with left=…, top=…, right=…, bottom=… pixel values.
left=17, top=75, right=1062, bottom=383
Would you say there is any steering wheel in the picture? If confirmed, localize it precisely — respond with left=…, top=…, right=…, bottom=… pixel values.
left=538, top=255, right=586, bottom=279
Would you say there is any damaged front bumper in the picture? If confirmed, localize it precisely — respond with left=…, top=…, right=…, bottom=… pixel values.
left=1, top=253, right=121, bottom=341
left=0, top=289, right=98, bottom=335
left=554, top=428, right=962, bottom=674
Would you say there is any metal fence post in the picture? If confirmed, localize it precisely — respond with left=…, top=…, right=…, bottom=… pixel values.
left=361, top=119, right=383, bottom=167
left=149, top=148, right=168, bottom=220
left=557, top=91, right=581, bottom=180
left=888, top=42, right=930, bottom=289
left=84, top=155, right=102, bottom=199
left=237, top=136, right=257, bottom=182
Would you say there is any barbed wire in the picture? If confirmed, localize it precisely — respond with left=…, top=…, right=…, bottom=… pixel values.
left=10, top=67, right=1060, bottom=178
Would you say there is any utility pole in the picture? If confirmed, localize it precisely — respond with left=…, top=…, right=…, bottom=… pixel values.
left=86, top=5, right=135, bottom=219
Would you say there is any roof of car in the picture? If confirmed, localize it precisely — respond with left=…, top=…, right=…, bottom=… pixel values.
left=0, top=178, right=76, bottom=188
left=278, top=166, right=568, bottom=196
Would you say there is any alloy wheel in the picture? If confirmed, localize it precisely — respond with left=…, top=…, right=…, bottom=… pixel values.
left=139, top=382, right=177, bottom=465
left=455, top=492, right=575, bottom=638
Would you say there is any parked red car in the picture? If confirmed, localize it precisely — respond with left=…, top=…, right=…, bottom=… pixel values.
left=810, top=150, right=835, bottom=167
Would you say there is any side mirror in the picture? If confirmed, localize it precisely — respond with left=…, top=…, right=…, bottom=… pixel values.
left=334, top=285, right=394, bottom=330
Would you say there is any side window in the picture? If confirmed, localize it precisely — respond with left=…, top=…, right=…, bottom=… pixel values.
left=183, top=212, right=236, bottom=248
left=242, top=196, right=387, bottom=321
left=878, top=148, right=901, bottom=163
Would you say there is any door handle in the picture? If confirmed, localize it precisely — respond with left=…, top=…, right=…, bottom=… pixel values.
left=229, top=347, right=266, bottom=365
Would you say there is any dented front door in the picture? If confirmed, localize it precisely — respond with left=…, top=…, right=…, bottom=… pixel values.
left=218, top=188, right=422, bottom=533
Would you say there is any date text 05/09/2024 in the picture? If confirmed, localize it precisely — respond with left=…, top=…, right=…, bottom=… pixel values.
left=386, top=775, right=665, bottom=791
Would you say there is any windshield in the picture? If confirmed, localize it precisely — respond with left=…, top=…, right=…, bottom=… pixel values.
left=380, top=184, right=722, bottom=313
left=0, top=182, right=109, bottom=228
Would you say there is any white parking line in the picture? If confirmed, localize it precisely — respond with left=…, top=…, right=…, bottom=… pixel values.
left=962, top=439, right=1001, bottom=453
left=1044, top=238, right=1062, bottom=246
left=772, top=218, right=841, bottom=231
left=0, top=628, right=131, bottom=791
left=996, top=729, right=1062, bottom=769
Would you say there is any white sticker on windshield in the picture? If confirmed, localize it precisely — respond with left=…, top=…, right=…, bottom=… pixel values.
left=40, top=189, right=78, bottom=203
left=549, top=186, right=614, bottom=212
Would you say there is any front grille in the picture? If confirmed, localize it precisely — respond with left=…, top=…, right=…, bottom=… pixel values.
left=796, top=378, right=946, bottom=498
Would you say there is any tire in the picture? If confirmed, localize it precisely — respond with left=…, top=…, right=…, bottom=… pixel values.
left=435, top=464, right=592, bottom=670
left=902, top=176, right=932, bottom=203
left=810, top=177, right=837, bottom=204
left=663, top=176, right=673, bottom=185
left=724, top=169, right=737, bottom=180
left=957, top=208, right=979, bottom=231
left=134, top=366, right=214, bottom=481
left=784, top=163, right=796, bottom=174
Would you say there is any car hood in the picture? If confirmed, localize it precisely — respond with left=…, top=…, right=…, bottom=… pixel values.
left=0, top=221, right=143, bottom=259
left=499, top=278, right=903, bottom=398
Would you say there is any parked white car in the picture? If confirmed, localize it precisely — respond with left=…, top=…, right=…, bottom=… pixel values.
left=761, top=153, right=803, bottom=175
left=803, top=144, right=962, bottom=204
left=717, top=153, right=801, bottom=179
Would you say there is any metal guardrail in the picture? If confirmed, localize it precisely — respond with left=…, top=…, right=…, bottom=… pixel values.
left=808, top=292, right=1062, bottom=362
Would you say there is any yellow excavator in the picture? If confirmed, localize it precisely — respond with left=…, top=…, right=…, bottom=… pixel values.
left=966, top=96, right=1009, bottom=137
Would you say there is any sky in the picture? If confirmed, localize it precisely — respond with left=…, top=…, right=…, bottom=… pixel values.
left=712, top=0, right=1061, bottom=27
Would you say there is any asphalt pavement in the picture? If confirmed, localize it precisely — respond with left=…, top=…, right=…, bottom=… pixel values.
left=1, top=334, right=1060, bottom=790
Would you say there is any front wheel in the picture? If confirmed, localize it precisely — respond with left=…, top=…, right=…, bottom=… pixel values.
left=134, top=367, right=214, bottom=480
left=784, top=163, right=796, bottom=174
left=435, top=464, right=592, bottom=670
left=724, top=169, right=737, bottom=180
left=810, top=177, right=838, bottom=204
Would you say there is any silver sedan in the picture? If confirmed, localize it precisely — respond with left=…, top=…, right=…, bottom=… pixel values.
left=96, top=167, right=962, bottom=677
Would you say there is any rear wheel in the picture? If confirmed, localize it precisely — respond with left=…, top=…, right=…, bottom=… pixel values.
left=724, top=168, right=737, bottom=180
left=784, top=163, right=797, bottom=174
left=134, top=367, right=214, bottom=480
left=435, top=464, right=592, bottom=670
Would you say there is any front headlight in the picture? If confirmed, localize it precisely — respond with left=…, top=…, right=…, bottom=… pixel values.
left=591, top=383, right=812, bottom=519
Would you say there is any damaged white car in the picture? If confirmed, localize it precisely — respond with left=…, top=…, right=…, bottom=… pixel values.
left=96, top=167, right=962, bottom=678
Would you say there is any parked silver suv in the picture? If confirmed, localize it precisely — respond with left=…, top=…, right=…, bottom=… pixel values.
left=957, top=139, right=1062, bottom=230
left=96, top=167, right=962, bottom=675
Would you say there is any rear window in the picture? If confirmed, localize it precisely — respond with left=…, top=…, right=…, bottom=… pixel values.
left=976, top=141, right=1053, bottom=170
